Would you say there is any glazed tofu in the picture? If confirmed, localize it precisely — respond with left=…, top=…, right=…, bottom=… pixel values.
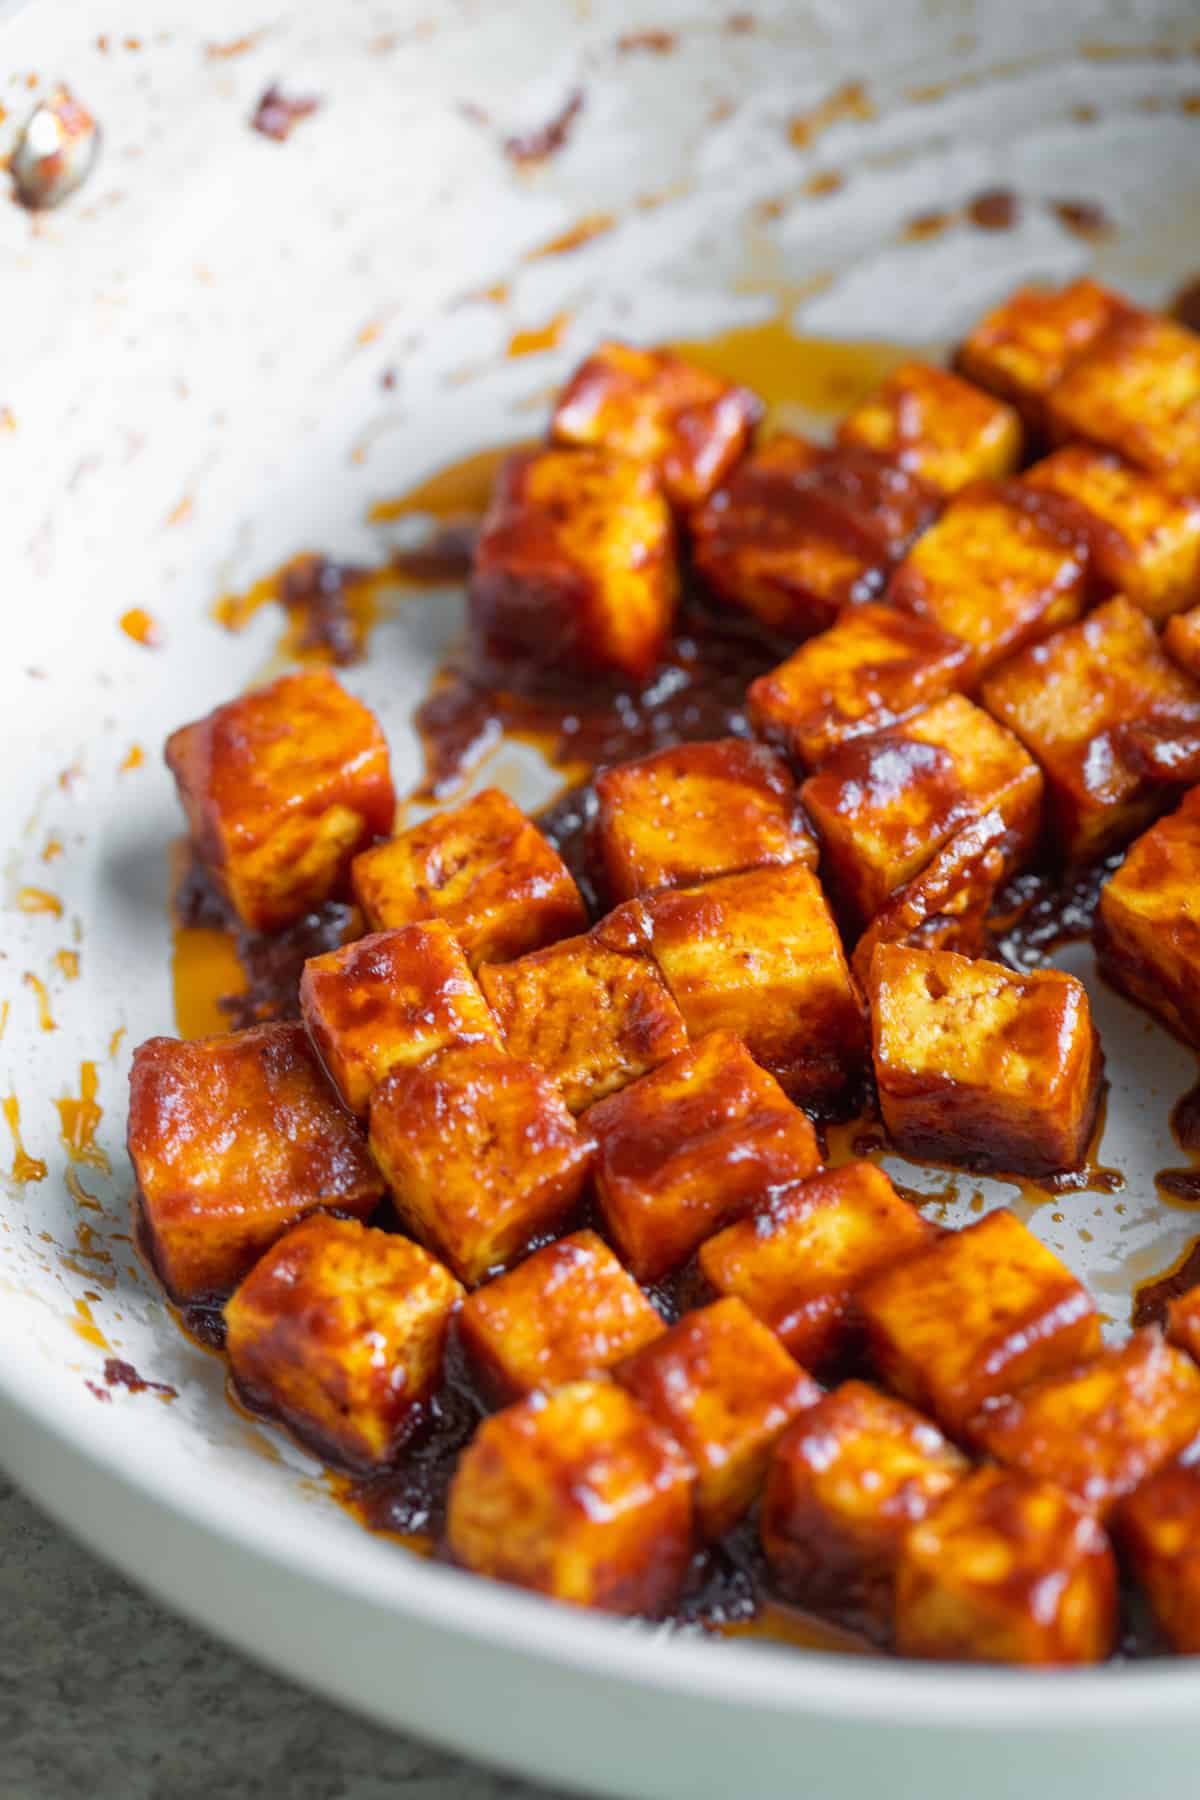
left=550, top=340, right=762, bottom=508
left=1167, top=1283, right=1200, bottom=1366
left=446, top=1379, right=694, bottom=1614
left=957, top=276, right=1135, bottom=429
left=591, top=738, right=817, bottom=905
left=800, top=694, right=1043, bottom=934
left=588, top=1030, right=822, bottom=1284
left=981, top=597, right=1200, bottom=865
left=478, top=930, right=688, bottom=1114
left=164, top=669, right=395, bottom=933
left=837, top=361, right=1023, bottom=495
left=761, top=1382, right=968, bottom=1617
left=1024, top=446, right=1200, bottom=623
left=698, top=1162, right=934, bottom=1369
left=615, top=1297, right=820, bottom=1539
left=1165, top=604, right=1200, bottom=682
left=350, top=787, right=586, bottom=969
left=895, top=1466, right=1118, bottom=1665
left=867, top=944, right=1102, bottom=1177
left=1047, top=311, right=1200, bottom=495
left=127, top=1024, right=384, bottom=1303
left=299, top=922, right=501, bottom=1117
left=747, top=603, right=971, bottom=772
left=858, top=1207, right=1101, bottom=1440
left=691, top=435, right=939, bottom=638
left=887, top=482, right=1089, bottom=682
left=979, top=1330, right=1200, bottom=1520
left=224, top=1213, right=462, bottom=1468
left=468, top=447, right=677, bottom=682
left=1096, top=789, right=1200, bottom=1047
left=636, top=864, right=868, bottom=1105
left=367, top=1043, right=592, bottom=1287
left=1117, top=1458, right=1200, bottom=1653
left=849, top=809, right=1012, bottom=988
left=459, top=1230, right=666, bottom=1399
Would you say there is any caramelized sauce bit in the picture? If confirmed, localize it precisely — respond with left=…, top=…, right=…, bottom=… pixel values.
left=15, top=885, right=63, bottom=918
left=211, top=554, right=397, bottom=668
left=55, top=1061, right=110, bottom=1172
left=1134, top=1238, right=1200, bottom=1328
left=23, top=971, right=56, bottom=1031
left=119, top=607, right=162, bottom=648
left=3, top=1094, right=46, bottom=1184
left=506, top=311, right=572, bottom=358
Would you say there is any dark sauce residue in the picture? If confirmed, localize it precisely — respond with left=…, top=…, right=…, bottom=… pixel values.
left=1051, top=198, right=1114, bottom=242
left=250, top=84, right=320, bottom=142
left=280, top=555, right=371, bottom=665
left=967, top=188, right=1019, bottom=231
left=988, top=853, right=1123, bottom=971
left=85, top=1356, right=177, bottom=1404
left=503, top=87, right=585, bottom=165
left=1134, top=1237, right=1200, bottom=1328
left=1171, top=274, right=1200, bottom=335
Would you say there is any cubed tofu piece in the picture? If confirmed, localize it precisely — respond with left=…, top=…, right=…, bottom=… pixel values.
left=478, top=930, right=688, bottom=1114
left=1167, top=1283, right=1200, bottom=1366
left=1165, top=604, right=1200, bottom=681
left=1117, top=1457, right=1200, bottom=1653
left=867, top=944, right=1102, bottom=1177
left=1096, top=788, right=1200, bottom=1046
left=224, top=1213, right=462, bottom=1468
left=164, top=669, right=395, bottom=933
left=850, top=809, right=1012, bottom=988
left=592, top=738, right=817, bottom=905
left=551, top=340, right=762, bottom=509
left=837, top=361, right=1023, bottom=496
left=761, top=1381, right=968, bottom=1617
left=299, top=922, right=501, bottom=1117
left=858, top=1207, right=1101, bottom=1440
left=350, top=787, right=586, bottom=969
left=459, top=1230, right=666, bottom=1399
left=957, top=276, right=1136, bottom=429
left=468, top=447, right=677, bottom=683
left=698, top=1162, right=934, bottom=1369
left=446, top=1379, right=694, bottom=1614
left=636, top=865, right=868, bottom=1105
left=747, top=602, right=971, bottom=772
left=887, top=482, right=1090, bottom=682
left=691, top=436, right=940, bottom=638
left=895, top=1466, right=1118, bottom=1665
left=800, top=694, right=1043, bottom=934
left=127, top=1024, right=384, bottom=1304
left=1024, top=447, right=1200, bottom=623
left=1047, top=312, right=1200, bottom=495
left=982, top=597, right=1200, bottom=864
left=588, top=1030, right=822, bottom=1283
left=979, top=1330, right=1200, bottom=1519
left=367, top=1043, right=592, bottom=1287
left=615, top=1297, right=820, bottom=1539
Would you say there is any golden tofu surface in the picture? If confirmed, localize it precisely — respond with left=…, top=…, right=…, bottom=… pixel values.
left=957, top=276, right=1135, bottom=426
left=838, top=360, right=1023, bottom=495
left=1165, top=603, right=1200, bottom=682
left=589, top=1030, right=822, bottom=1283
left=367, top=1042, right=592, bottom=1287
left=1047, top=312, right=1200, bottom=495
left=849, top=809, right=1012, bottom=988
left=164, top=669, right=395, bottom=933
left=128, top=1024, right=384, bottom=1304
left=224, top=1213, right=463, bottom=1469
left=1096, top=788, right=1200, bottom=1047
left=1117, top=1459, right=1200, bottom=1653
left=446, top=1378, right=694, bottom=1614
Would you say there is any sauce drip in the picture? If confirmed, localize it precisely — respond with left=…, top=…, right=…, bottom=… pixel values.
left=23, top=971, right=56, bottom=1031
left=1133, top=1238, right=1200, bottom=1328
left=3, top=1094, right=46, bottom=1184
left=119, top=607, right=162, bottom=647
left=55, top=1061, right=110, bottom=1172
left=15, top=886, right=63, bottom=918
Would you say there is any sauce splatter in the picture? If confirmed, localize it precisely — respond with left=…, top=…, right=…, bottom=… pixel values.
left=787, top=81, right=874, bottom=150
left=211, top=554, right=396, bottom=667
left=108, top=1025, right=126, bottom=1060
left=506, top=311, right=572, bottom=358
left=15, top=886, right=63, bottom=918
left=1133, top=1238, right=1200, bottom=1328
left=23, top=971, right=56, bottom=1031
left=119, top=607, right=162, bottom=647
left=902, top=210, right=953, bottom=242
left=72, top=1296, right=108, bottom=1350
left=55, top=1061, right=110, bottom=1172
left=2, top=1094, right=46, bottom=1184
left=1051, top=198, right=1114, bottom=241
left=525, top=214, right=616, bottom=260
left=967, top=188, right=1019, bottom=231
left=503, top=87, right=585, bottom=166
left=120, top=743, right=144, bottom=773
left=41, top=837, right=63, bottom=863
left=94, top=1357, right=177, bottom=1400
left=1171, top=274, right=1200, bottom=335
left=66, top=1167, right=103, bottom=1213
left=251, top=84, right=320, bottom=141
left=368, top=441, right=535, bottom=525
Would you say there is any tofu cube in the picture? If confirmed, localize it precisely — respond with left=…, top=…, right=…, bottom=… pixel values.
left=468, top=447, right=677, bottom=683
left=127, top=1023, right=384, bottom=1303
left=478, top=930, right=688, bottom=1114
left=983, top=597, right=1200, bottom=865
left=459, top=1230, right=666, bottom=1399
left=858, top=1207, right=1101, bottom=1440
left=164, top=669, right=395, bottom=933
left=887, top=482, right=1090, bottom=682
left=698, top=1162, right=935, bottom=1369
left=895, top=1466, right=1118, bottom=1665
left=1096, top=788, right=1200, bottom=1047
left=957, top=276, right=1136, bottom=429
left=867, top=944, right=1102, bottom=1177
left=588, top=1030, right=822, bottom=1283
left=1117, top=1458, right=1200, bottom=1653
left=1165, top=604, right=1200, bottom=682
left=551, top=340, right=762, bottom=509
left=800, top=694, right=1043, bottom=934
left=351, top=787, right=586, bottom=969
left=1167, top=1282, right=1200, bottom=1365
left=979, top=1330, right=1200, bottom=1519
left=761, top=1381, right=968, bottom=1617
left=299, top=922, right=501, bottom=1117
left=849, top=809, right=1012, bottom=989
left=224, top=1213, right=463, bottom=1468
left=747, top=602, right=971, bottom=772
left=691, top=435, right=939, bottom=638
left=367, top=1043, right=592, bottom=1287
left=1024, top=446, right=1200, bottom=624
left=637, top=864, right=868, bottom=1105
left=615, top=1297, right=820, bottom=1539
left=837, top=361, right=1023, bottom=495
left=592, top=738, right=817, bottom=904
left=1047, top=311, right=1200, bottom=495
left=446, top=1379, right=694, bottom=1614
